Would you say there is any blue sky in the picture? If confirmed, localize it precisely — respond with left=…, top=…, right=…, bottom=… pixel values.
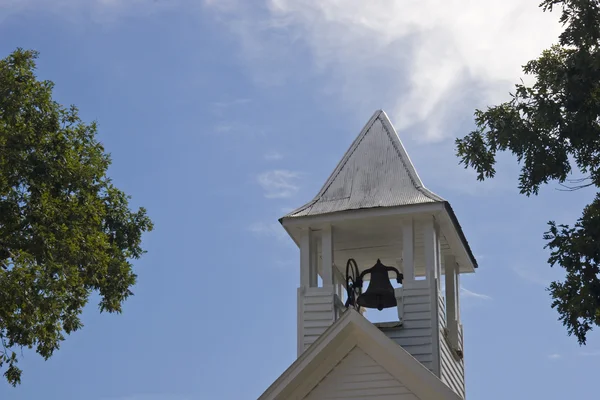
left=1, top=1, right=599, bottom=399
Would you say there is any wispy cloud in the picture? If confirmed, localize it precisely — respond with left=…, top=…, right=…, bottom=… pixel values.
left=214, top=124, right=235, bottom=134
left=511, top=264, right=564, bottom=287
left=541, top=350, right=600, bottom=360
left=212, top=98, right=252, bottom=108
left=460, top=286, right=492, bottom=301
left=264, top=151, right=284, bottom=161
left=257, top=169, right=301, bottom=198
left=544, top=350, right=600, bottom=359
left=211, top=98, right=252, bottom=116
left=279, top=206, right=295, bottom=214
left=8, top=0, right=565, bottom=142
left=409, top=140, right=516, bottom=197
left=578, top=350, right=600, bottom=357
left=210, top=122, right=267, bottom=138
left=512, top=267, right=551, bottom=287
left=205, top=0, right=563, bottom=142
left=248, top=221, right=288, bottom=242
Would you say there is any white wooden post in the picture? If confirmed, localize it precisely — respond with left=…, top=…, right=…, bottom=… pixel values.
left=321, top=225, right=334, bottom=286
left=444, top=254, right=459, bottom=347
left=455, top=268, right=461, bottom=321
left=310, top=233, right=318, bottom=287
left=402, top=219, right=415, bottom=282
left=435, top=222, right=442, bottom=288
left=300, top=228, right=317, bottom=287
left=423, top=218, right=439, bottom=282
left=423, top=217, right=441, bottom=375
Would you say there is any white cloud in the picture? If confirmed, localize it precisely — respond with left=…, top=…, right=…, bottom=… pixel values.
left=5, top=0, right=565, bottom=142
left=205, top=0, right=564, bottom=141
left=547, top=353, right=562, bottom=360
left=264, top=151, right=284, bottom=161
left=257, top=169, right=301, bottom=198
left=512, top=266, right=551, bottom=287
left=460, top=286, right=491, bottom=300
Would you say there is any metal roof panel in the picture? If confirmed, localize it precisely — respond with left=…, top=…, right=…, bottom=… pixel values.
left=285, top=110, right=444, bottom=218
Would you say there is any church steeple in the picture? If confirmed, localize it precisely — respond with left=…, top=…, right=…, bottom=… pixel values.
left=272, top=110, right=477, bottom=399
left=280, top=110, right=476, bottom=275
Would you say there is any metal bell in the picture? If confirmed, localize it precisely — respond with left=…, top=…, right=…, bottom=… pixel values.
left=357, top=259, right=403, bottom=311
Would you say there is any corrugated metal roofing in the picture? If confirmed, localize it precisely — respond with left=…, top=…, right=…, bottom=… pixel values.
left=284, top=110, right=445, bottom=218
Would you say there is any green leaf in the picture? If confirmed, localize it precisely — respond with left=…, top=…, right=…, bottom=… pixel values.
left=456, top=0, right=600, bottom=344
left=0, top=48, right=153, bottom=385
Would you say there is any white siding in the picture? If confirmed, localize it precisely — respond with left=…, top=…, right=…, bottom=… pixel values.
left=304, top=346, right=419, bottom=400
left=438, top=295, right=466, bottom=398
left=300, top=287, right=336, bottom=351
left=298, top=282, right=466, bottom=397
left=382, top=284, right=433, bottom=370
left=380, top=283, right=466, bottom=400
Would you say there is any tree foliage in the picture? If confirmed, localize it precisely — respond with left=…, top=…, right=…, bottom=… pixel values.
left=456, top=0, right=600, bottom=344
left=0, top=49, right=153, bottom=385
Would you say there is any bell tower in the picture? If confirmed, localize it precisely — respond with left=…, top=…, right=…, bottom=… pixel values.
left=279, top=110, right=477, bottom=399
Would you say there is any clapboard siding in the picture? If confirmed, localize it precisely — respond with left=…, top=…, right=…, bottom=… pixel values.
left=438, top=294, right=466, bottom=398
left=440, top=340, right=465, bottom=399
left=304, top=347, right=419, bottom=400
left=380, top=284, right=434, bottom=371
left=301, top=287, right=336, bottom=351
left=299, top=284, right=465, bottom=397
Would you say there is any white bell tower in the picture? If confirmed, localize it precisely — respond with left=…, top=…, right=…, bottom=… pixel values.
left=279, top=110, right=477, bottom=399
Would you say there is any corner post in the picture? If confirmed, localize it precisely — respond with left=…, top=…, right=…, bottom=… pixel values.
left=423, top=217, right=440, bottom=284
left=299, top=228, right=316, bottom=356
left=300, top=228, right=315, bottom=287
left=444, top=254, right=459, bottom=347
left=402, top=218, right=415, bottom=282
left=321, top=225, right=334, bottom=287
left=423, top=217, right=441, bottom=376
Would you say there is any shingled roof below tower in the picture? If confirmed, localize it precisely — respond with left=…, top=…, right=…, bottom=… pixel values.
left=285, top=110, right=444, bottom=218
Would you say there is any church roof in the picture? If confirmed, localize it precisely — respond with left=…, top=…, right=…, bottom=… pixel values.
left=284, top=110, right=444, bottom=219
left=258, top=309, right=462, bottom=400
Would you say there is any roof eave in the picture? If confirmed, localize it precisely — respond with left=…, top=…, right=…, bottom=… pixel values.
left=280, top=202, right=478, bottom=272
left=279, top=202, right=446, bottom=229
left=442, top=201, right=478, bottom=270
